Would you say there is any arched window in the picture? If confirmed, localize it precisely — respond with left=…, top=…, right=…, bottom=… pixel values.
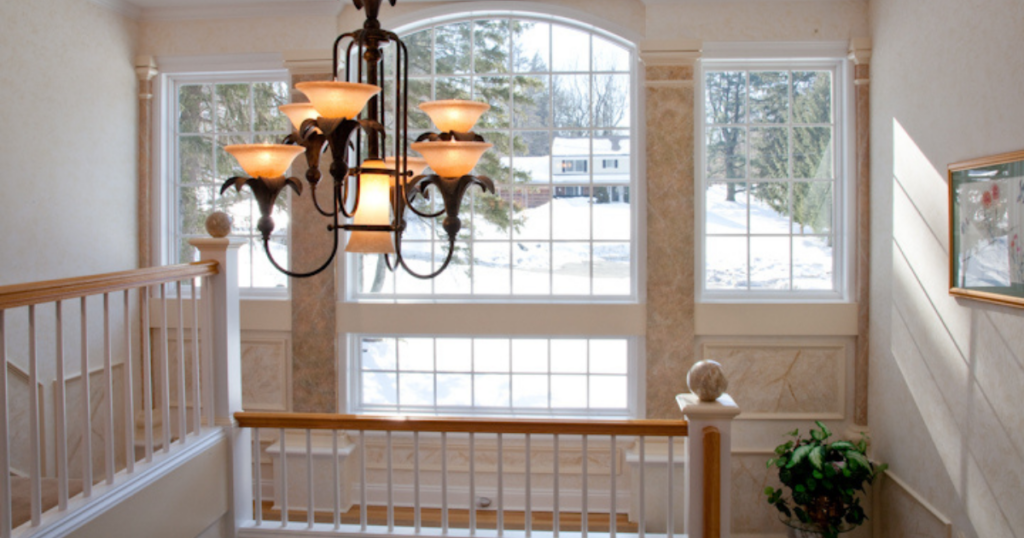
left=349, top=15, right=637, bottom=300
left=346, top=14, right=641, bottom=417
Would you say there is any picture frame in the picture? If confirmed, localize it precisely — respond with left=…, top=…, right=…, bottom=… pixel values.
left=948, top=149, right=1024, bottom=308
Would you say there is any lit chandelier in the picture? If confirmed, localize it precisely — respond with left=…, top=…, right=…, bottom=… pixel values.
left=219, top=0, right=493, bottom=278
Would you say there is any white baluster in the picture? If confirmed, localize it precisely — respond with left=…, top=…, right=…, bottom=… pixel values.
left=610, top=435, right=616, bottom=538
left=280, top=428, right=288, bottom=528
left=441, top=432, right=448, bottom=532
left=387, top=431, right=394, bottom=532
left=553, top=434, right=559, bottom=537
left=469, top=432, right=476, bottom=534
left=333, top=431, right=340, bottom=529
left=55, top=302, right=69, bottom=508
left=525, top=433, right=531, bottom=537
left=142, top=289, right=154, bottom=462
left=103, top=294, right=115, bottom=484
left=254, top=428, right=263, bottom=525
left=581, top=435, right=588, bottom=537
left=639, top=436, right=646, bottom=538
left=667, top=436, right=674, bottom=538
left=176, top=281, right=186, bottom=445
left=191, top=278, right=200, bottom=436
left=413, top=431, right=421, bottom=533
left=201, top=276, right=215, bottom=430
left=160, top=283, right=171, bottom=453
left=122, top=291, right=134, bottom=475
left=0, top=310, right=11, bottom=538
left=307, top=429, right=314, bottom=528
left=497, top=432, right=504, bottom=537
left=28, top=305, right=41, bottom=525
left=359, top=430, right=366, bottom=531
left=142, top=286, right=153, bottom=459
left=80, top=298, right=93, bottom=496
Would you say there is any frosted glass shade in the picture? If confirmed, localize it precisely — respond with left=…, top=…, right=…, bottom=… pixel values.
left=295, top=81, right=380, bottom=120
left=418, top=100, right=490, bottom=132
left=410, top=141, right=492, bottom=178
left=383, top=156, right=429, bottom=177
left=345, top=160, right=395, bottom=254
left=224, top=144, right=304, bottom=178
left=278, top=103, right=319, bottom=130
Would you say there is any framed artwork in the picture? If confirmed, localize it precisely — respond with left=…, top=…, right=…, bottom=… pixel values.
left=948, top=149, right=1024, bottom=308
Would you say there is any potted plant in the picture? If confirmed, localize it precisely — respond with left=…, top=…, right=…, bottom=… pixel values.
left=764, top=421, right=887, bottom=538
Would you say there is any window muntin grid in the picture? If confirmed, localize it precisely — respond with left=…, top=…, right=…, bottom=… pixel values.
left=701, top=66, right=842, bottom=296
left=170, top=74, right=291, bottom=290
left=352, top=335, right=633, bottom=417
left=351, top=17, right=636, bottom=301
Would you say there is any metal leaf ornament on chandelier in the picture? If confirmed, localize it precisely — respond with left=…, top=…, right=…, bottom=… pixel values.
left=218, top=0, right=492, bottom=279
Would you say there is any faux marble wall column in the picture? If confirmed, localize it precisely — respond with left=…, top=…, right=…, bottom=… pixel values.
left=136, top=56, right=158, bottom=268
left=849, top=39, right=871, bottom=427
left=286, top=54, right=338, bottom=413
left=641, top=44, right=700, bottom=418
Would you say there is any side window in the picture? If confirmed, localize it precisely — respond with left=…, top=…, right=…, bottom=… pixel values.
left=169, top=74, right=291, bottom=291
left=700, top=64, right=846, bottom=299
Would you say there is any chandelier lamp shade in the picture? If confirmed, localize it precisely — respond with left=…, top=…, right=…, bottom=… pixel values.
left=218, top=0, right=494, bottom=279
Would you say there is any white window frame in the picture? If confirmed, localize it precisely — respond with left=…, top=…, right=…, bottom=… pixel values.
left=335, top=10, right=647, bottom=419
left=341, top=13, right=643, bottom=304
left=696, top=43, right=855, bottom=303
left=153, top=54, right=291, bottom=298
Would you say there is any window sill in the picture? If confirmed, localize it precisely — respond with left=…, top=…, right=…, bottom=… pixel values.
left=694, top=302, right=858, bottom=336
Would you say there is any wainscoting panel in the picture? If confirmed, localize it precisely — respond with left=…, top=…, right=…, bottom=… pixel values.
left=240, top=332, right=290, bottom=412
left=730, top=451, right=786, bottom=536
left=701, top=341, right=847, bottom=420
left=875, top=471, right=952, bottom=538
left=60, top=363, right=127, bottom=480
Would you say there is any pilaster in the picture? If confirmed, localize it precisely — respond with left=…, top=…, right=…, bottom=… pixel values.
left=136, top=56, right=158, bottom=269
left=284, top=50, right=339, bottom=413
left=848, top=38, right=871, bottom=428
left=640, top=40, right=700, bottom=418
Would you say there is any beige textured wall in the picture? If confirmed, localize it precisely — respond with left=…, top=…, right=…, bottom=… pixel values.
left=0, top=0, right=138, bottom=284
left=868, top=0, right=1024, bottom=537
left=138, top=14, right=336, bottom=57
left=645, top=0, right=868, bottom=41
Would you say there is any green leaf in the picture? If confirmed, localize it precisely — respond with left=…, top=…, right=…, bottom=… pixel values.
left=809, top=446, right=825, bottom=469
left=787, top=428, right=800, bottom=437
left=829, top=441, right=855, bottom=451
left=794, top=484, right=805, bottom=493
left=815, top=420, right=832, bottom=439
left=764, top=486, right=775, bottom=496
left=846, top=450, right=870, bottom=470
left=787, top=445, right=813, bottom=468
left=813, top=470, right=824, bottom=479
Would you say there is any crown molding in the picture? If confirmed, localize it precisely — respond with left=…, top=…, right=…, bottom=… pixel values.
left=86, top=0, right=143, bottom=19
left=139, top=0, right=340, bottom=22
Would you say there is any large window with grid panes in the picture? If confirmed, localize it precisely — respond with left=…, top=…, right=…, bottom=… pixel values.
left=347, top=15, right=639, bottom=417
left=699, top=59, right=850, bottom=300
left=165, top=71, right=292, bottom=291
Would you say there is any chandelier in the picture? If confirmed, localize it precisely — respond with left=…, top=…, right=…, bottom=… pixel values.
left=219, top=0, right=493, bottom=279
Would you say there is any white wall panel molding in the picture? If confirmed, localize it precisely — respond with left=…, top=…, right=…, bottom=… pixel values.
left=701, top=340, right=847, bottom=420
left=240, top=332, right=291, bottom=412
left=695, top=303, right=858, bottom=336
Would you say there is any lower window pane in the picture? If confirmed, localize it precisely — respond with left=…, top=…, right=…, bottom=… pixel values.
left=355, top=336, right=630, bottom=415
left=706, top=236, right=748, bottom=290
left=750, top=236, right=791, bottom=289
left=794, top=235, right=834, bottom=290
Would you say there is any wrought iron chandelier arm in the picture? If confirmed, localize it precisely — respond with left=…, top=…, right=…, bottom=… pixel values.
left=387, top=235, right=457, bottom=280
left=261, top=233, right=339, bottom=278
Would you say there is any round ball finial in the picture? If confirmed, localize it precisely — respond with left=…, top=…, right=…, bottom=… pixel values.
left=687, top=360, right=728, bottom=402
left=205, top=211, right=232, bottom=238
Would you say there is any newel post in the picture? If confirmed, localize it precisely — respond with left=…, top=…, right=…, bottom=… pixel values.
left=189, top=237, right=252, bottom=532
left=679, top=391, right=740, bottom=538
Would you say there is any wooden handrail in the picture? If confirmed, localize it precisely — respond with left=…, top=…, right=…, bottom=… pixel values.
left=234, top=412, right=688, bottom=437
left=0, top=261, right=219, bottom=310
